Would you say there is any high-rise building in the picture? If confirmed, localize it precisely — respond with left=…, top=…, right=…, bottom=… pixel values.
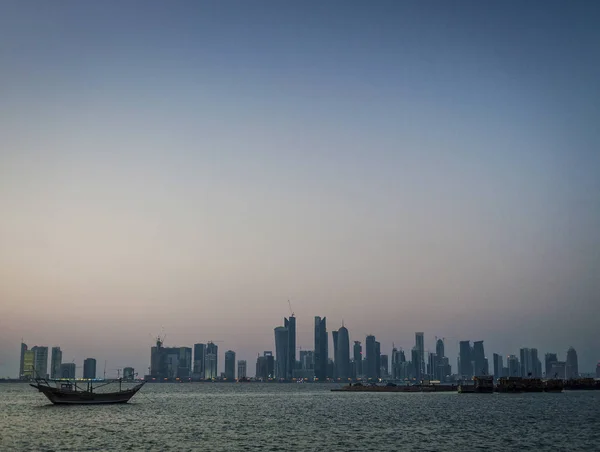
left=596, top=363, right=600, bottom=378
left=353, top=341, right=362, bottom=379
left=299, top=350, right=314, bottom=372
left=123, top=367, right=135, bottom=380
left=459, top=341, right=472, bottom=378
left=237, top=360, right=247, bottom=379
left=193, top=343, right=206, bottom=380
left=205, top=342, right=218, bottom=379
left=284, top=315, right=296, bottom=380
left=472, top=341, right=486, bottom=376
left=365, top=335, right=377, bottom=380
left=493, top=353, right=503, bottom=379
left=411, top=347, right=421, bottom=381
left=314, top=317, right=328, bottom=381
left=19, top=343, right=28, bottom=379
left=334, top=324, right=350, bottom=380
left=255, top=351, right=275, bottom=380
left=224, top=350, right=236, bottom=380
left=566, top=347, right=578, bottom=379
left=375, top=341, right=381, bottom=379
left=380, top=354, right=389, bottom=378
left=274, top=326, right=289, bottom=379
left=176, top=347, right=192, bottom=378
left=332, top=330, right=339, bottom=378
left=436, top=338, right=445, bottom=359
left=519, top=348, right=541, bottom=378
left=545, top=353, right=558, bottom=378
left=507, top=355, right=520, bottom=377
left=22, top=350, right=35, bottom=379
left=31, top=346, right=49, bottom=379
left=50, top=347, right=62, bottom=379
left=60, top=362, right=76, bottom=379
left=83, top=358, right=97, bottom=379
left=150, top=337, right=166, bottom=379
left=415, top=332, right=425, bottom=378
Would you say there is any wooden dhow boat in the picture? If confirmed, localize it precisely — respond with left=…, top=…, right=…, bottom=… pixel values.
left=30, top=377, right=145, bottom=405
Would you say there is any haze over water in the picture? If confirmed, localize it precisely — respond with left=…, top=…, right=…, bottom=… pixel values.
left=1, top=1, right=599, bottom=377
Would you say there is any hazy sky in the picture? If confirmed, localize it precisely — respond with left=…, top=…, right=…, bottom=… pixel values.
left=1, top=1, right=599, bottom=377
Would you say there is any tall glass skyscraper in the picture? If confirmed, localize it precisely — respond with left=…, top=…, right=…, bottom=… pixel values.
left=224, top=350, right=236, bottom=380
left=333, top=324, right=350, bottom=380
left=284, top=315, right=296, bottom=380
left=274, top=326, right=289, bottom=379
left=365, top=335, right=377, bottom=380
left=50, top=347, right=62, bottom=379
left=193, top=343, right=206, bottom=379
left=205, top=342, right=218, bottom=379
left=314, top=317, right=328, bottom=381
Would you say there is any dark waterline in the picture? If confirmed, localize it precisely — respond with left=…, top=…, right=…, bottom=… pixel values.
left=1, top=383, right=599, bottom=451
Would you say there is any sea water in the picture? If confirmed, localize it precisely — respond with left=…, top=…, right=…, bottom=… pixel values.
left=1, top=383, right=599, bottom=451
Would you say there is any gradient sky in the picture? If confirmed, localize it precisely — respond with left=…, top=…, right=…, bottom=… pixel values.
left=1, top=1, right=599, bottom=377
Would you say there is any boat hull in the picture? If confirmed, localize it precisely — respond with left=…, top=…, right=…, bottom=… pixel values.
left=31, top=383, right=144, bottom=405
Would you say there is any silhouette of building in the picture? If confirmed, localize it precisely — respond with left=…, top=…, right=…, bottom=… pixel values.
left=566, top=347, right=578, bottom=379
left=415, top=332, right=425, bottom=378
left=19, top=342, right=28, bottom=380
left=238, top=359, right=248, bottom=380
left=205, top=342, right=219, bottom=379
left=596, top=362, right=600, bottom=378
left=507, top=355, right=520, bottom=377
left=391, top=348, right=405, bottom=380
left=353, top=341, right=362, bottom=379
left=411, top=347, right=421, bottom=381
left=31, top=346, right=49, bottom=379
left=472, top=341, right=486, bottom=376
left=225, top=350, right=236, bottom=380
left=83, top=358, right=97, bottom=379
left=50, top=347, right=62, bottom=380
left=365, top=335, right=377, bottom=380
left=60, top=362, right=76, bottom=379
left=550, top=361, right=566, bottom=379
left=380, top=354, right=389, bottom=378
left=255, top=351, right=275, bottom=380
left=375, top=341, right=381, bottom=379
left=274, top=326, right=289, bottom=379
left=493, top=353, right=504, bottom=379
left=193, top=343, right=206, bottom=380
left=284, top=315, right=296, bottom=380
left=545, top=353, right=558, bottom=378
left=459, top=341, right=472, bottom=378
left=519, top=348, right=541, bottom=378
left=436, top=339, right=445, bottom=359
left=334, top=324, right=350, bottom=380
left=314, top=317, right=328, bottom=381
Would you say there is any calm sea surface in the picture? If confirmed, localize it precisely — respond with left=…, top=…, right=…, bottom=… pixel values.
left=1, top=383, right=599, bottom=451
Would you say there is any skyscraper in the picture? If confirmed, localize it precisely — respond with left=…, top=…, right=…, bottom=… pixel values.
left=274, top=326, right=289, bottom=379
left=459, top=341, right=472, bottom=378
left=375, top=341, right=381, bottom=379
left=411, top=347, right=421, bottom=381
left=365, top=335, right=377, bottom=380
left=545, top=353, right=558, bottom=378
left=332, top=330, right=339, bottom=378
left=380, top=354, right=389, bottom=378
left=50, top=347, right=62, bottom=379
left=493, top=353, right=503, bottom=379
left=193, top=343, right=206, bottom=379
left=83, top=358, right=97, bottom=379
left=238, top=360, right=247, bottom=379
left=566, top=347, right=578, bottom=379
left=415, top=332, right=425, bottom=378
left=205, top=342, right=218, bottom=379
left=436, top=338, right=445, bottom=359
left=334, top=324, right=350, bottom=380
left=225, top=350, right=236, bottom=380
left=519, top=348, right=540, bottom=378
left=472, top=341, right=486, bottom=376
left=19, top=342, right=27, bottom=380
left=353, top=341, right=362, bottom=378
left=507, top=355, right=520, bottom=377
left=22, top=350, right=35, bottom=379
left=284, top=315, right=296, bottom=379
left=31, top=346, right=48, bottom=379
left=314, top=317, right=328, bottom=381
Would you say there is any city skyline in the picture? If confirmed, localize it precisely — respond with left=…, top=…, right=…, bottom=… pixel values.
left=1, top=1, right=599, bottom=378
left=13, top=317, right=595, bottom=380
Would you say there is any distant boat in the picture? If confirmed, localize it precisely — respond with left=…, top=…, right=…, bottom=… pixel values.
left=30, top=378, right=145, bottom=405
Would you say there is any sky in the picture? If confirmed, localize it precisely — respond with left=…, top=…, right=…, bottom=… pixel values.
left=1, top=1, right=599, bottom=378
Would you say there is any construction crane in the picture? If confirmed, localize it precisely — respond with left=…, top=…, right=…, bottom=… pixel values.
left=288, top=299, right=295, bottom=317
